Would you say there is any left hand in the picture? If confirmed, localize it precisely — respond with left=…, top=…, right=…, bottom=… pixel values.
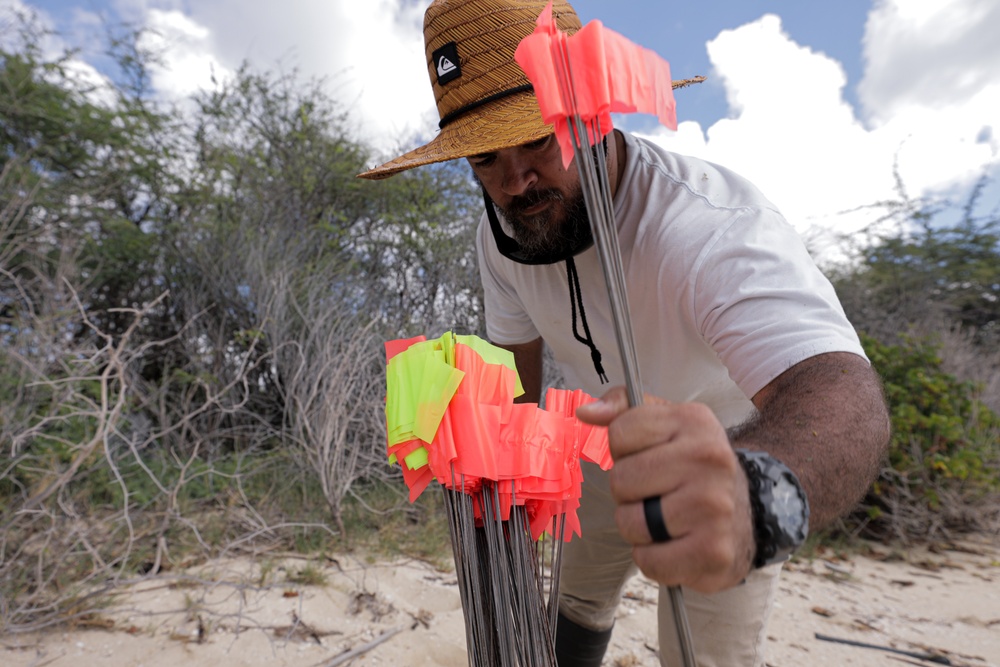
left=576, top=386, right=756, bottom=593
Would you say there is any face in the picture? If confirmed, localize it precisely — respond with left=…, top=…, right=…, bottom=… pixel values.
left=467, top=134, right=592, bottom=262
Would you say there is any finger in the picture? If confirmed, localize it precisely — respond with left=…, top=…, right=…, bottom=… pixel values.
left=624, top=494, right=754, bottom=593
left=607, top=401, right=719, bottom=460
left=614, top=483, right=736, bottom=546
left=574, top=386, right=629, bottom=426
left=607, top=436, right=696, bottom=503
left=631, top=537, right=747, bottom=594
left=607, top=430, right=735, bottom=504
left=616, top=492, right=679, bottom=545
left=575, top=387, right=670, bottom=426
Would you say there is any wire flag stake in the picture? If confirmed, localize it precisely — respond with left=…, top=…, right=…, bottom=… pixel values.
left=516, top=4, right=698, bottom=666
left=384, top=332, right=614, bottom=665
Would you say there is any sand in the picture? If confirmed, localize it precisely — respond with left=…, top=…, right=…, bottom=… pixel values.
left=2, top=535, right=998, bottom=667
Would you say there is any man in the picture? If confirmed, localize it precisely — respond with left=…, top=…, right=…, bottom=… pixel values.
left=360, top=1, right=891, bottom=665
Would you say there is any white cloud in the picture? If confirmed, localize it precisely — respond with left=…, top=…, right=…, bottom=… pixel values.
left=51, top=0, right=434, bottom=154
left=859, top=0, right=1000, bottom=124
left=1, top=0, right=56, bottom=51
left=1, top=0, right=117, bottom=106
left=641, top=7, right=1000, bottom=261
left=643, top=15, right=894, bottom=249
left=857, top=0, right=1000, bottom=193
left=0, top=0, right=28, bottom=17
left=154, top=0, right=435, bottom=154
left=9, top=0, right=437, bottom=154
left=138, top=9, right=232, bottom=100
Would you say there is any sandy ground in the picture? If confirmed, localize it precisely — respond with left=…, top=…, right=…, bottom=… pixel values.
left=2, top=534, right=998, bottom=667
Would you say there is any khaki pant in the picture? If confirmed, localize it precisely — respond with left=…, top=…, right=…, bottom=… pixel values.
left=559, top=462, right=782, bottom=667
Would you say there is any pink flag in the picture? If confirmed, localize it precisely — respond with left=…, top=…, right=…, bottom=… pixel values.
left=384, top=332, right=611, bottom=541
left=515, top=2, right=678, bottom=168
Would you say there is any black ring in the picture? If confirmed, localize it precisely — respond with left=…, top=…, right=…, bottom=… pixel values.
left=643, top=496, right=671, bottom=543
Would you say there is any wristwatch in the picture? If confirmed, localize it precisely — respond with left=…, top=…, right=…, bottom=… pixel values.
left=735, top=449, right=810, bottom=569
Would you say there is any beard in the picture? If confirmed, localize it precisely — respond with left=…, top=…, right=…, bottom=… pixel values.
left=494, top=184, right=593, bottom=262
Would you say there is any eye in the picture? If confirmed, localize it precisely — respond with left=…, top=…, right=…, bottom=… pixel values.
left=524, top=136, right=551, bottom=150
left=469, top=153, right=496, bottom=168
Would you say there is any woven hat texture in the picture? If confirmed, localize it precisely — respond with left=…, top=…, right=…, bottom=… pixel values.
left=359, top=0, right=690, bottom=179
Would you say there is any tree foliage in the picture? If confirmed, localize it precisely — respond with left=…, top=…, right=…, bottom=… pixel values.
left=834, top=177, right=1000, bottom=352
left=833, top=176, right=1000, bottom=540
left=846, top=333, right=1000, bottom=541
left=0, top=17, right=481, bottom=631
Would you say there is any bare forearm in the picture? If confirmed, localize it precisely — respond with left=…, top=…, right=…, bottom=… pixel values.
left=730, top=352, right=891, bottom=530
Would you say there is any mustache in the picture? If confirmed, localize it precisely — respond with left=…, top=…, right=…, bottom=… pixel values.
left=504, top=188, right=564, bottom=216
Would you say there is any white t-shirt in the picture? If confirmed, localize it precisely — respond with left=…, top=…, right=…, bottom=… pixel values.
left=476, top=131, right=865, bottom=429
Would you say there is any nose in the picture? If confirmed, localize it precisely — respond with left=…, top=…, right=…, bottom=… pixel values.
left=498, top=151, right=539, bottom=197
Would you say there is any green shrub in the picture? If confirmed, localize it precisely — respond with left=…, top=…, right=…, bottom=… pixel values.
left=850, top=332, right=1000, bottom=540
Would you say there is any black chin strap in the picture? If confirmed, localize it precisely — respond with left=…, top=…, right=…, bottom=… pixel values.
left=567, top=256, right=608, bottom=384
left=482, top=188, right=608, bottom=385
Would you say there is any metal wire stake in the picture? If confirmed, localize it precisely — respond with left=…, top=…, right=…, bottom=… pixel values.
left=554, top=43, right=698, bottom=667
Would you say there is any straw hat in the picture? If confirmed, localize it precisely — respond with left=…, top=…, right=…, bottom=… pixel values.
left=358, top=0, right=700, bottom=180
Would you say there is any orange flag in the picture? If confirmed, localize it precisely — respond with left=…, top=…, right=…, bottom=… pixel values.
left=515, top=1, right=678, bottom=168
left=384, top=332, right=611, bottom=541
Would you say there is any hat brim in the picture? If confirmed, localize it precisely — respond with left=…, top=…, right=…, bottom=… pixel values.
left=359, top=89, right=548, bottom=180
left=357, top=76, right=706, bottom=180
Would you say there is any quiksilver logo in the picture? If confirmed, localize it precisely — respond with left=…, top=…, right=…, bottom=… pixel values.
left=432, top=42, right=461, bottom=85
left=437, top=55, right=457, bottom=77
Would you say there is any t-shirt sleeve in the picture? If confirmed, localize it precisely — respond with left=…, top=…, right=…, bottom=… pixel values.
left=475, top=215, right=541, bottom=345
left=690, top=207, right=867, bottom=398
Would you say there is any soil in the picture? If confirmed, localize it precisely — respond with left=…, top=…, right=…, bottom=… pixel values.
left=2, top=535, right=998, bottom=667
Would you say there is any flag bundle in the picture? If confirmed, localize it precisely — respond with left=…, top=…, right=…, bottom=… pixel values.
left=385, top=332, right=612, bottom=539
left=384, top=332, right=611, bottom=665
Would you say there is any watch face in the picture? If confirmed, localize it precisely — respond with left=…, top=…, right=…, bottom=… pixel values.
left=772, top=474, right=807, bottom=539
left=738, top=449, right=811, bottom=568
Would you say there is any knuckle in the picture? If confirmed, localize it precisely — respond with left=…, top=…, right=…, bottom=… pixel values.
left=698, top=437, right=739, bottom=470
left=605, top=419, right=627, bottom=449
left=694, top=443, right=728, bottom=468
left=633, top=548, right=667, bottom=582
left=700, top=538, right=737, bottom=574
left=679, top=401, right=714, bottom=425
left=607, top=469, right=627, bottom=501
left=702, top=490, right=738, bottom=520
left=613, top=504, right=632, bottom=537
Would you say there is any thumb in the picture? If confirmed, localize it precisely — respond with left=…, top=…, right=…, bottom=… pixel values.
left=575, top=386, right=630, bottom=425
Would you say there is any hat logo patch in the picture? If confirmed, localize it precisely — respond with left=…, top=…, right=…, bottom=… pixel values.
left=433, top=42, right=461, bottom=85
left=438, top=55, right=456, bottom=77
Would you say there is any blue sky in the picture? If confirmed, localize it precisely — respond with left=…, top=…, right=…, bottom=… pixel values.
left=12, top=0, right=872, bottom=135
left=572, top=1, right=871, bottom=132
left=4, top=0, right=999, bottom=261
